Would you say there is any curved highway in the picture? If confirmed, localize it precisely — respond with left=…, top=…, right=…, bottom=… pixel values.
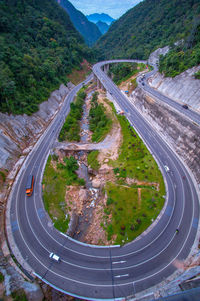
left=7, top=61, right=200, bottom=300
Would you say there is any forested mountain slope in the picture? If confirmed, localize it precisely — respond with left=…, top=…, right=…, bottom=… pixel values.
left=95, top=0, right=200, bottom=60
left=0, top=0, right=93, bottom=115
left=58, top=0, right=102, bottom=46
left=159, top=18, right=200, bottom=77
left=96, top=21, right=110, bottom=34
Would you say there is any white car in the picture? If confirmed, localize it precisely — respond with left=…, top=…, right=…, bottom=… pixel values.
left=164, top=165, right=170, bottom=172
left=49, top=252, right=60, bottom=262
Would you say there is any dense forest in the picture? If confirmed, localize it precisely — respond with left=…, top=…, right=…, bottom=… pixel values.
left=95, top=0, right=200, bottom=61
left=0, top=0, right=93, bottom=115
left=108, top=62, right=143, bottom=85
left=159, top=19, right=200, bottom=77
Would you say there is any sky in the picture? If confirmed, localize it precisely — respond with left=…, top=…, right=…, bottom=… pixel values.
left=69, top=0, right=143, bottom=19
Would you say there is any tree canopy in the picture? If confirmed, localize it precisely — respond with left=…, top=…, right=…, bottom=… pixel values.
left=0, top=0, right=93, bottom=115
left=94, top=0, right=200, bottom=62
left=159, top=20, right=200, bottom=77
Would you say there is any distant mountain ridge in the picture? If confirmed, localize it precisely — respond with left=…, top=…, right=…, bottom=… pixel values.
left=58, top=0, right=102, bottom=46
left=96, top=21, right=109, bottom=34
left=87, top=13, right=115, bottom=25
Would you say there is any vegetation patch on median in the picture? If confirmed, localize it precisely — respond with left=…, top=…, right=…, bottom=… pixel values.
left=109, top=62, right=146, bottom=85
left=89, top=92, right=112, bottom=142
left=58, top=87, right=86, bottom=142
left=0, top=272, right=4, bottom=283
left=111, top=115, right=164, bottom=183
left=42, top=155, right=85, bottom=232
left=104, top=182, right=164, bottom=244
left=88, top=150, right=100, bottom=171
left=101, top=104, right=165, bottom=244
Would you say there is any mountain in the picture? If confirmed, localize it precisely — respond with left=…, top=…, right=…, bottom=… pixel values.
left=96, top=21, right=110, bottom=35
left=57, top=0, right=102, bottom=46
left=95, top=0, right=200, bottom=60
left=159, top=18, right=200, bottom=77
left=0, top=0, right=93, bottom=115
left=87, top=13, right=115, bottom=25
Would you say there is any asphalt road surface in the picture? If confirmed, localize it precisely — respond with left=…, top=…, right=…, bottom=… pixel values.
left=7, top=62, right=200, bottom=300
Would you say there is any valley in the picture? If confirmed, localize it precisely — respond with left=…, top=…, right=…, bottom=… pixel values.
left=0, top=0, right=200, bottom=300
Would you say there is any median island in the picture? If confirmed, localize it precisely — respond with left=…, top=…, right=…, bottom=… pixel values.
left=42, top=74, right=165, bottom=245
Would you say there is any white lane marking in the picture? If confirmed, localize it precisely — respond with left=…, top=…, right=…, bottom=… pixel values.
left=95, top=66, right=195, bottom=252
left=30, top=72, right=192, bottom=277
left=12, top=64, right=197, bottom=290
left=114, top=274, right=129, bottom=278
left=112, top=261, right=126, bottom=265
left=32, top=69, right=188, bottom=264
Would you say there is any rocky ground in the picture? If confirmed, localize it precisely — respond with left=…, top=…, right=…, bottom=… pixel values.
left=56, top=89, right=123, bottom=245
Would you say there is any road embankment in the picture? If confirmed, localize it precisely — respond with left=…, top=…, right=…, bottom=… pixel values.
left=131, top=87, right=200, bottom=184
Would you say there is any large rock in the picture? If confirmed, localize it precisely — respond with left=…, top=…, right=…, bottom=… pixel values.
left=92, top=179, right=101, bottom=188
left=79, top=189, right=88, bottom=202
left=148, top=46, right=169, bottom=66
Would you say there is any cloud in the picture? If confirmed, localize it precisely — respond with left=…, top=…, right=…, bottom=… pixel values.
left=69, top=0, right=143, bottom=19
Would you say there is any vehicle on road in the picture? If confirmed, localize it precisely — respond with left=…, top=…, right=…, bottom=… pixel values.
left=49, top=253, right=60, bottom=262
left=182, top=104, right=189, bottom=109
left=26, top=175, right=34, bottom=196
left=164, top=165, right=170, bottom=172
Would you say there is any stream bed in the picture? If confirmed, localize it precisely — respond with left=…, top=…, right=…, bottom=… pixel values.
left=72, top=92, right=100, bottom=242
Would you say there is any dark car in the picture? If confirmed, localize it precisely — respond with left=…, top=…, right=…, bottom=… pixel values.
left=182, top=104, right=188, bottom=109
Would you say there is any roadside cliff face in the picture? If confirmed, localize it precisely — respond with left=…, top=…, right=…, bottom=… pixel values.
left=148, top=46, right=200, bottom=112
left=148, top=46, right=169, bottom=66
left=0, top=83, right=74, bottom=300
left=0, top=83, right=73, bottom=171
left=148, top=66, right=200, bottom=111
left=131, top=88, right=200, bottom=184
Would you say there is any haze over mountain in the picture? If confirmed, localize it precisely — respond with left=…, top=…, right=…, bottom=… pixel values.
left=0, top=0, right=93, bottom=115
left=57, top=0, right=102, bottom=46
left=95, top=0, right=200, bottom=63
left=69, top=0, right=143, bottom=19
left=96, top=21, right=110, bottom=34
left=87, top=13, right=115, bottom=25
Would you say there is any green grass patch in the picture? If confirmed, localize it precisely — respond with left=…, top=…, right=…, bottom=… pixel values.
left=129, top=78, right=138, bottom=91
left=0, top=272, right=4, bottom=283
left=111, top=115, right=164, bottom=186
left=104, top=182, right=165, bottom=244
left=102, top=106, right=165, bottom=245
left=0, top=171, right=6, bottom=182
left=195, top=70, right=200, bottom=79
left=11, top=290, right=27, bottom=301
left=109, top=62, right=146, bottom=85
left=42, top=155, right=84, bottom=232
left=89, top=92, right=112, bottom=142
left=58, top=88, right=86, bottom=142
left=88, top=151, right=100, bottom=171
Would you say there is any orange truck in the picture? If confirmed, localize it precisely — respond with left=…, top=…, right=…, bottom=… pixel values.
left=26, top=175, right=34, bottom=196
